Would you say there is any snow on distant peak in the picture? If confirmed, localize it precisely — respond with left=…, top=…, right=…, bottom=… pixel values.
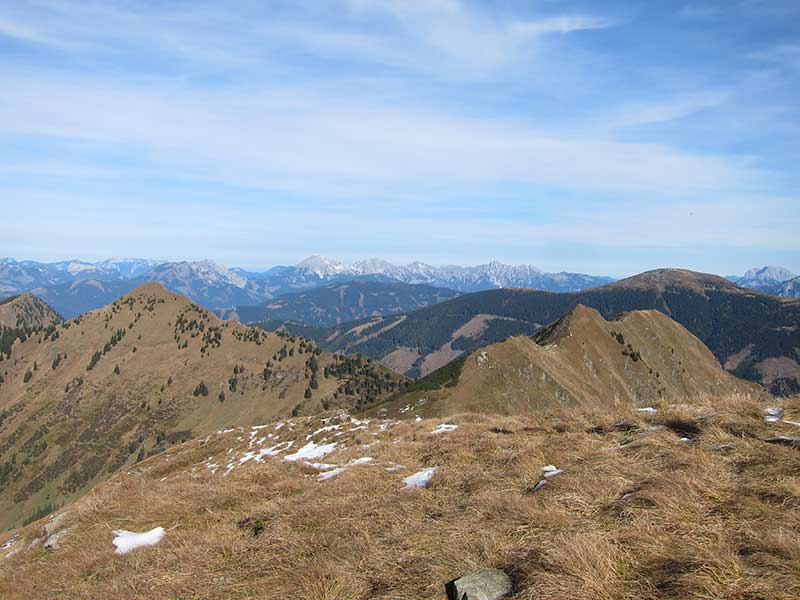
left=742, top=266, right=794, bottom=283
left=353, top=258, right=399, bottom=275
left=190, top=260, right=248, bottom=288
left=65, top=262, right=102, bottom=275
left=296, top=255, right=354, bottom=278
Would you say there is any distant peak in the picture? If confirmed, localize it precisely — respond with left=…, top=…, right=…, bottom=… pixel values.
left=296, top=255, right=352, bottom=277
left=742, top=266, right=795, bottom=282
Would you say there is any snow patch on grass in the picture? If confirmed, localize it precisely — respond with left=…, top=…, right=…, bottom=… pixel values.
left=284, top=441, right=338, bottom=462
left=431, top=423, right=458, bottom=434
left=403, top=467, right=437, bottom=489
left=112, top=527, right=165, bottom=555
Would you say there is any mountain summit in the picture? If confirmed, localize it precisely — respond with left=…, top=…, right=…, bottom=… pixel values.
left=381, top=304, right=763, bottom=416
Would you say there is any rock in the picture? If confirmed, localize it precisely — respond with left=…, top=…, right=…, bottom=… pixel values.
left=43, top=527, right=71, bottom=551
left=527, top=479, right=548, bottom=493
left=710, top=442, right=736, bottom=452
left=445, top=568, right=513, bottom=600
left=764, top=436, right=800, bottom=448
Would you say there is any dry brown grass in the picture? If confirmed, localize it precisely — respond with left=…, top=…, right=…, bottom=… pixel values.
left=0, top=393, right=798, bottom=599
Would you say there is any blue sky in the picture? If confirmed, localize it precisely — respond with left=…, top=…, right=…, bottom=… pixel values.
left=0, top=0, right=798, bottom=277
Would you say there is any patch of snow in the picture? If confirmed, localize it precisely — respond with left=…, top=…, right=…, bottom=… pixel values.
left=306, top=424, right=342, bottom=440
left=542, top=465, right=563, bottom=478
left=112, top=527, right=165, bottom=555
left=284, top=441, right=338, bottom=462
left=385, top=464, right=404, bottom=473
left=637, top=407, right=657, bottom=413
left=317, top=467, right=346, bottom=481
left=305, top=462, right=337, bottom=470
left=262, top=440, right=294, bottom=457
left=431, top=423, right=458, bottom=434
left=315, top=457, right=373, bottom=481
left=0, top=537, right=18, bottom=551
left=765, top=407, right=785, bottom=423
left=402, top=467, right=437, bottom=489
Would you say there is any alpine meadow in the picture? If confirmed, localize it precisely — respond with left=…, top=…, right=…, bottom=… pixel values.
left=1, top=1, right=799, bottom=599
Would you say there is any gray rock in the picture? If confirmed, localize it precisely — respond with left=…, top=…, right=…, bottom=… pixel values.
left=445, top=568, right=513, bottom=600
left=764, top=436, right=800, bottom=448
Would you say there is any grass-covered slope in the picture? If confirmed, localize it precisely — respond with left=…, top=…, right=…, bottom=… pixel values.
left=0, top=283, right=404, bottom=531
left=1, top=394, right=798, bottom=599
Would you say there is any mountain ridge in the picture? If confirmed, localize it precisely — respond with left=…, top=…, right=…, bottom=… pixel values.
left=228, top=278, right=461, bottom=326
left=0, top=282, right=404, bottom=530
left=376, top=304, right=764, bottom=417
left=262, top=268, right=800, bottom=394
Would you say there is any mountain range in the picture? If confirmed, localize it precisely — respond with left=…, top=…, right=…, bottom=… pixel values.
left=4, top=257, right=798, bottom=324
left=261, top=269, right=800, bottom=395
left=0, top=256, right=616, bottom=319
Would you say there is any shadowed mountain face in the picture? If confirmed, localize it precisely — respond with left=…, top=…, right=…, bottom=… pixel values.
left=228, top=279, right=461, bottom=327
left=0, top=283, right=404, bottom=531
left=378, top=305, right=764, bottom=417
left=774, top=276, right=800, bottom=298
left=262, top=269, right=800, bottom=394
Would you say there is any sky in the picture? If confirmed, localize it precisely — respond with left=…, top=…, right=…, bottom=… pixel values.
left=0, top=0, right=798, bottom=277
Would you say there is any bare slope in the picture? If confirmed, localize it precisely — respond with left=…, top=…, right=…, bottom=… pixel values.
left=380, top=305, right=763, bottom=417
left=0, top=283, right=404, bottom=530
left=0, top=394, right=798, bottom=599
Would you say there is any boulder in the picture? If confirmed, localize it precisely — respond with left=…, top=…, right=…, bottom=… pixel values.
left=445, top=568, right=512, bottom=600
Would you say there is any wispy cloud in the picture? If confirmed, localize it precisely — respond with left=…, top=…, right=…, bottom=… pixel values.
left=0, top=0, right=797, bottom=274
left=607, top=90, right=729, bottom=128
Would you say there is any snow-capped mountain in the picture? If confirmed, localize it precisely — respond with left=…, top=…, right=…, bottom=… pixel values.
left=733, top=266, right=796, bottom=294
left=296, top=255, right=357, bottom=278
left=1, top=255, right=615, bottom=318
left=281, top=256, right=613, bottom=293
left=95, top=258, right=164, bottom=278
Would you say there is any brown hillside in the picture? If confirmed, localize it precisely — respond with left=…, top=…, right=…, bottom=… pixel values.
left=0, top=283, right=404, bottom=530
left=0, top=394, right=798, bottom=599
left=0, top=293, right=62, bottom=329
left=382, top=305, right=763, bottom=417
